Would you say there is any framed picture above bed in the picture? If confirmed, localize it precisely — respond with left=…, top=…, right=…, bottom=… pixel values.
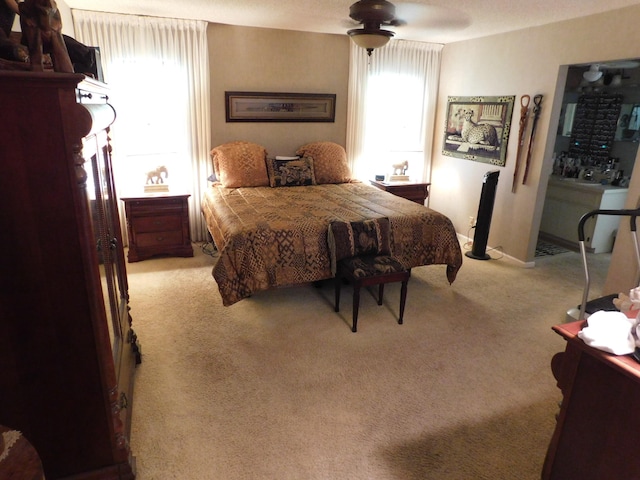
left=225, top=91, right=336, bottom=123
left=443, top=95, right=515, bottom=167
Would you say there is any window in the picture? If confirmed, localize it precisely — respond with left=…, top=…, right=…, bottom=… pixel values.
left=361, top=72, right=426, bottom=180
left=72, top=10, right=210, bottom=241
left=108, top=59, right=189, bottom=194
left=347, top=40, right=442, bottom=184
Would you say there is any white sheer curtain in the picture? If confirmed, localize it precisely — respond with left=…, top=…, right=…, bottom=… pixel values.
left=72, top=10, right=211, bottom=242
left=346, top=40, right=442, bottom=186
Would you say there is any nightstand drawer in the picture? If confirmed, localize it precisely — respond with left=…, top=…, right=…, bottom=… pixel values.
left=134, top=215, right=182, bottom=233
left=127, top=199, right=184, bottom=216
left=137, top=230, right=183, bottom=248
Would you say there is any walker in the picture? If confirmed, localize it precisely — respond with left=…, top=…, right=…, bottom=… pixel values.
left=566, top=208, right=640, bottom=322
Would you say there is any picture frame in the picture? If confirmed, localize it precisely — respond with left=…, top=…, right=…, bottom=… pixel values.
left=442, top=96, right=515, bottom=166
left=225, top=92, right=336, bottom=122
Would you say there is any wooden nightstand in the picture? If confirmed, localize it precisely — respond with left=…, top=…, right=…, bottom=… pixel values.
left=370, top=180, right=430, bottom=205
left=121, top=194, right=194, bottom=262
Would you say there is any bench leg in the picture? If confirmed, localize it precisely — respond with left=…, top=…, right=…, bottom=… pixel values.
left=398, top=278, right=408, bottom=325
left=352, top=283, right=361, bottom=332
left=378, top=283, right=384, bottom=305
left=334, top=276, right=341, bottom=312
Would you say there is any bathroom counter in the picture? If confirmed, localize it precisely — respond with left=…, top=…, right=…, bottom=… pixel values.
left=540, top=176, right=629, bottom=253
left=547, top=174, right=627, bottom=192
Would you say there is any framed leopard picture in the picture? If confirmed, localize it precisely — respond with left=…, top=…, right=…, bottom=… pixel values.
left=443, top=96, right=515, bottom=166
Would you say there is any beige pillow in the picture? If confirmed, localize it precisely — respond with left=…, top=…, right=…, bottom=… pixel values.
left=295, top=142, right=351, bottom=184
left=210, top=141, right=269, bottom=188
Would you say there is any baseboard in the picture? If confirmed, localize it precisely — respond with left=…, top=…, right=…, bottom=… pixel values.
left=457, top=233, right=535, bottom=268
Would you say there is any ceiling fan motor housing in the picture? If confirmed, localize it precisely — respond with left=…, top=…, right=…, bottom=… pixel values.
left=349, top=0, right=397, bottom=29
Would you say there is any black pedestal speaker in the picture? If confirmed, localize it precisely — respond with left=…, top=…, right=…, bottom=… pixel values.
left=465, top=170, right=500, bottom=260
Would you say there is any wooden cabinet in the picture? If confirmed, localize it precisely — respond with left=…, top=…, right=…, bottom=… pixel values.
left=540, top=176, right=628, bottom=253
left=370, top=180, right=430, bottom=204
left=542, top=320, right=640, bottom=480
left=121, top=194, right=193, bottom=262
left=0, top=71, right=140, bottom=479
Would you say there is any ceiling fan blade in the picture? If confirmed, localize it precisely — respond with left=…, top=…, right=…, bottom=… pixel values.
left=340, top=18, right=361, bottom=28
left=388, top=18, right=407, bottom=27
left=395, top=3, right=470, bottom=30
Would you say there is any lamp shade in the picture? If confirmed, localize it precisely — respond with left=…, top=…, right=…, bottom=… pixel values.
left=348, top=28, right=394, bottom=55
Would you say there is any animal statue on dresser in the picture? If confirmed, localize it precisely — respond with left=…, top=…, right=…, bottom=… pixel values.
left=460, top=109, right=499, bottom=146
left=392, top=160, right=408, bottom=176
left=146, top=166, right=169, bottom=184
left=19, top=0, right=73, bottom=72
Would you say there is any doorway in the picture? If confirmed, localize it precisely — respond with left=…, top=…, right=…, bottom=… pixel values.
left=538, top=60, right=640, bottom=256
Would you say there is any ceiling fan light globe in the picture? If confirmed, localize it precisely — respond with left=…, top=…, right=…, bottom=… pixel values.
left=348, top=28, right=393, bottom=52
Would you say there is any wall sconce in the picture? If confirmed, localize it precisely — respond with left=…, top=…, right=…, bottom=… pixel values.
left=583, top=64, right=603, bottom=82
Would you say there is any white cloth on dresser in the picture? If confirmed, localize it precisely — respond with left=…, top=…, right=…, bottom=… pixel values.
left=578, top=310, right=637, bottom=355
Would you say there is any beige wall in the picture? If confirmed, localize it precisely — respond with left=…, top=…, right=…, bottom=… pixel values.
left=431, top=5, right=640, bottom=291
left=207, top=24, right=349, bottom=157
left=61, top=7, right=639, bottom=291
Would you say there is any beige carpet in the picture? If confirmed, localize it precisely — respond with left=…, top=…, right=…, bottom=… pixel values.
left=125, top=243, right=611, bottom=480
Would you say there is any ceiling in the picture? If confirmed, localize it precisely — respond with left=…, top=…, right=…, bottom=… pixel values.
left=63, top=0, right=640, bottom=44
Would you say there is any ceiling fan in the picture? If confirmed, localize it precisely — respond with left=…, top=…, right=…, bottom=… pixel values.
left=345, top=1, right=471, bottom=55
left=346, top=0, right=405, bottom=56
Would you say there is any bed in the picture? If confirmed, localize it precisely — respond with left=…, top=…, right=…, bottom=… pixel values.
left=201, top=141, right=463, bottom=306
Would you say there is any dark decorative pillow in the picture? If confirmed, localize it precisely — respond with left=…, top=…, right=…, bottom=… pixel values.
left=266, top=156, right=317, bottom=187
left=328, top=218, right=392, bottom=274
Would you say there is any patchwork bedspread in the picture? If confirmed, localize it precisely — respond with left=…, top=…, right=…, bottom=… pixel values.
left=201, top=182, right=462, bottom=306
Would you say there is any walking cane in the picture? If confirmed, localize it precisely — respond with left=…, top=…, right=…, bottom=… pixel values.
left=512, top=95, right=530, bottom=193
left=522, top=94, right=543, bottom=185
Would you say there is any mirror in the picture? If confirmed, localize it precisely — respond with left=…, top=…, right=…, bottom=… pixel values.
left=615, top=103, right=640, bottom=141
left=553, top=60, right=640, bottom=184
left=563, top=101, right=640, bottom=141
left=568, top=93, right=622, bottom=161
left=560, top=103, right=576, bottom=137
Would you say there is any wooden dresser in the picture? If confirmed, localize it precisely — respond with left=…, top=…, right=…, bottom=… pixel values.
left=0, top=71, right=140, bottom=479
left=542, top=320, right=640, bottom=479
left=121, top=194, right=193, bottom=262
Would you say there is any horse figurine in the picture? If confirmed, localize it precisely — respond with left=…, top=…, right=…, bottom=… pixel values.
left=392, top=160, right=408, bottom=176
left=146, top=166, right=168, bottom=184
left=19, top=0, right=73, bottom=72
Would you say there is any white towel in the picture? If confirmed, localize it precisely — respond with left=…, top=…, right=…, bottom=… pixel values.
left=578, top=311, right=637, bottom=355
